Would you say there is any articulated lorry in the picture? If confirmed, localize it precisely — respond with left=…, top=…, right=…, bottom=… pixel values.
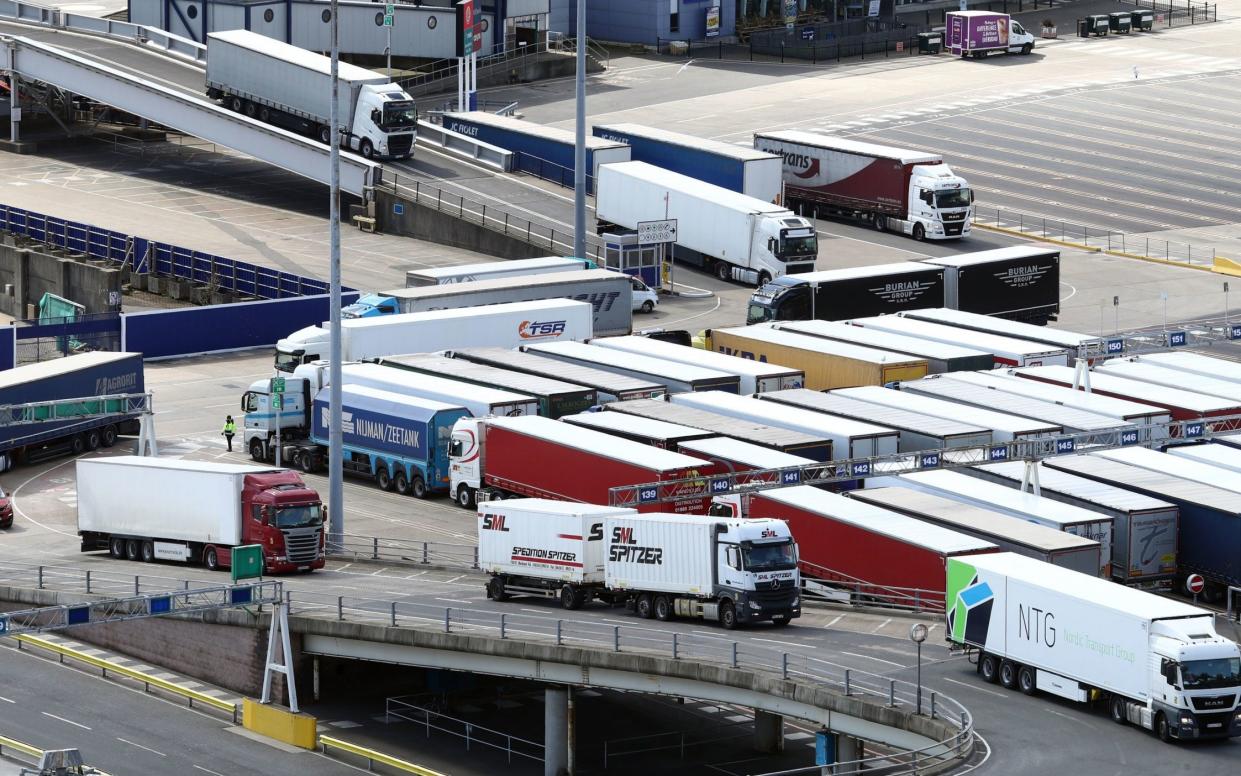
left=947, top=552, right=1240, bottom=741
left=595, top=161, right=818, bottom=287
left=920, top=247, right=1061, bottom=324
left=754, top=131, right=972, bottom=241
left=746, top=263, right=947, bottom=325
left=479, top=499, right=801, bottom=628
left=449, top=415, right=714, bottom=511
left=77, top=457, right=325, bottom=573
left=243, top=379, right=468, bottom=497
left=275, top=299, right=594, bottom=372
left=0, top=352, right=144, bottom=470
left=205, top=30, right=415, bottom=160
left=774, top=320, right=994, bottom=374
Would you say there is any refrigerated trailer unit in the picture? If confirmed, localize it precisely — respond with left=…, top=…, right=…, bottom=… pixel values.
left=1095, top=359, right=1241, bottom=405
left=834, top=385, right=1061, bottom=442
left=848, top=487, right=1102, bottom=575
left=592, top=122, right=783, bottom=203
left=774, top=319, right=994, bottom=374
left=603, top=399, right=834, bottom=461
left=707, top=325, right=929, bottom=391
left=373, top=354, right=597, bottom=419
left=560, top=411, right=717, bottom=450
left=745, top=263, right=947, bottom=325
left=946, top=553, right=1241, bottom=741
left=670, top=391, right=899, bottom=460
left=969, top=461, right=1178, bottom=585
left=880, top=469, right=1114, bottom=577
left=1013, top=365, right=1241, bottom=431
left=898, top=375, right=1135, bottom=434
left=405, top=257, right=593, bottom=287
left=676, top=437, right=818, bottom=485
left=759, top=388, right=993, bottom=452
left=1093, top=448, right=1241, bottom=495
left=899, top=307, right=1094, bottom=351
left=450, top=347, right=667, bottom=403
left=449, top=416, right=716, bottom=513
left=848, top=315, right=1071, bottom=367
left=920, top=247, right=1060, bottom=324
left=443, top=111, right=630, bottom=192
left=1166, top=442, right=1241, bottom=476
left=753, top=130, right=973, bottom=240
left=523, top=341, right=741, bottom=395
left=588, top=335, right=804, bottom=394
left=1044, top=455, right=1241, bottom=597
left=751, top=486, right=998, bottom=601
left=1133, top=352, right=1241, bottom=384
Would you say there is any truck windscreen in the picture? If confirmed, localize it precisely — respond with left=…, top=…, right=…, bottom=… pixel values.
left=935, top=190, right=972, bottom=209
left=275, top=351, right=303, bottom=373
left=276, top=504, right=323, bottom=529
left=743, top=541, right=797, bottom=571
left=1181, top=657, right=1241, bottom=690
left=747, top=303, right=774, bottom=325
left=383, top=102, right=418, bottom=129
left=781, top=235, right=818, bottom=259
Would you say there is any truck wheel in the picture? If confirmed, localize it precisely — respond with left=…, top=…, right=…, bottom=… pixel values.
left=979, top=653, right=999, bottom=683
left=1110, top=696, right=1128, bottom=725
left=873, top=214, right=886, bottom=232
left=318, top=125, right=331, bottom=144
left=110, top=538, right=125, bottom=558
left=640, top=300, right=654, bottom=314
left=360, top=139, right=375, bottom=159
left=999, top=660, right=1018, bottom=689
left=653, top=595, right=672, bottom=621
left=124, top=539, right=140, bottom=561
left=141, top=541, right=155, bottom=563
left=299, top=451, right=316, bottom=473
left=561, top=585, right=585, bottom=610
left=1018, top=665, right=1037, bottom=695
left=715, top=261, right=732, bottom=282
left=204, top=547, right=220, bottom=571
left=249, top=438, right=266, bottom=462
left=635, top=593, right=654, bottom=619
left=71, top=434, right=86, bottom=455
left=101, top=424, right=118, bottom=447
left=720, top=601, right=738, bottom=630
left=410, top=476, right=427, bottom=499
left=1156, top=713, right=1172, bottom=743
left=243, top=101, right=257, bottom=118
left=393, top=470, right=410, bottom=495
left=1021, top=43, right=1033, bottom=55
left=376, top=467, right=392, bottom=491
left=230, top=96, right=244, bottom=112
left=259, top=106, right=271, bottom=122
left=757, top=272, right=772, bottom=288
left=457, top=485, right=476, bottom=509
left=86, top=430, right=101, bottom=450
left=913, top=223, right=926, bottom=241
left=486, top=576, right=509, bottom=601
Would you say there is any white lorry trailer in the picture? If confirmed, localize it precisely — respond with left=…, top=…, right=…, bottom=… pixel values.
left=205, top=30, right=416, bottom=160
left=405, top=257, right=594, bottom=287
left=595, top=161, right=818, bottom=287
left=947, top=552, right=1241, bottom=741
left=479, top=499, right=802, bottom=627
left=274, top=299, right=594, bottom=372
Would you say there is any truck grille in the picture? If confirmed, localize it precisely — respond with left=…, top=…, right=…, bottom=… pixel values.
left=1193, top=710, right=1235, bottom=732
left=283, top=528, right=321, bottom=564
left=388, top=134, right=414, bottom=157
left=944, top=223, right=964, bottom=236
left=942, top=212, right=968, bottom=222
left=1191, top=694, right=1237, bottom=712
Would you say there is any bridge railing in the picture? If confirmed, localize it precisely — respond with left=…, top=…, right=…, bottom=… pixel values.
left=0, top=0, right=207, bottom=64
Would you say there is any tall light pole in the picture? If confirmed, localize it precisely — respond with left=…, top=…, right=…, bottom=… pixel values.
left=328, top=0, right=344, bottom=547
left=573, top=0, right=586, bottom=260
left=909, top=622, right=928, bottom=715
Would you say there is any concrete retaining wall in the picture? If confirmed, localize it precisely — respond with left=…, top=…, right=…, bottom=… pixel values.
left=0, top=243, right=122, bottom=318
left=374, top=188, right=563, bottom=261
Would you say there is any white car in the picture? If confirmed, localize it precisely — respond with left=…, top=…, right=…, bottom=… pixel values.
left=630, top=277, right=659, bottom=314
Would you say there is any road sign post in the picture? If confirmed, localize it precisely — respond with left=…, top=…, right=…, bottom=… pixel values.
left=270, top=376, right=285, bottom=465
left=384, top=3, right=394, bottom=75
left=638, top=219, right=677, bottom=294
left=1186, top=573, right=1205, bottom=603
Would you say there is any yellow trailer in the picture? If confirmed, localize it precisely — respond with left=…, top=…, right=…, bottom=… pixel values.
left=709, top=324, right=928, bottom=390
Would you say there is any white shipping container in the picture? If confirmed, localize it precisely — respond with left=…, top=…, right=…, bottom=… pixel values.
left=849, top=315, right=1071, bottom=367
left=1094, top=448, right=1241, bottom=494
left=589, top=335, right=804, bottom=394
left=76, top=457, right=271, bottom=545
left=1096, top=359, right=1241, bottom=404
left=604, top=514, right=718, bottom=595
left=1137, top=351, right=1241, bottom=384
left=524, top=340, right=740, bottom=394
left=945, top=370, right=1171, bottom=430
left=776, top=319, right=995, bottom=374
left=1167, top=442, right=1241, bottom=475
left=406, top=257, right=587, bottom=287
left=835, top=385, right=1060, bottom=442
left=898, top=307, right=1095, bottom=350
left=671, top=391, right=898, bottom=459
left=342, top=363, right=540, bottom=419
left=900, top=375, right=1133, bottom=433
left=1014, top=365, right=1239, bottom=414
left=477, top=499, right=636, bottom=584
left=676, top=436, right=817, bottom=472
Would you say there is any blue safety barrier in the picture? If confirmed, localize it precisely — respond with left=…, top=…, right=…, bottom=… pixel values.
left=0, top=328, right=14, bottom=371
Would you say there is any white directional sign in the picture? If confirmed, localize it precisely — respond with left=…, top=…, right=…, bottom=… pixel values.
left=637, top=219, right=677, bottom=245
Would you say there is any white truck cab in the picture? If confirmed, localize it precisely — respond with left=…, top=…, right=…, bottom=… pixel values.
left=907, top=164, right=973, bottom=240
left=1006, top=21, right=1036, bottom=53
left=353, top=84, right=418, bottom=160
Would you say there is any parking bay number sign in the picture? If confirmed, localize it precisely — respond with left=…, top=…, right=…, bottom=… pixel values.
left=637, top=219, right=677, bottom=245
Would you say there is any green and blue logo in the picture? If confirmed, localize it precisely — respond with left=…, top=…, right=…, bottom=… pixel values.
left=946, top=560, right=995, bottom=647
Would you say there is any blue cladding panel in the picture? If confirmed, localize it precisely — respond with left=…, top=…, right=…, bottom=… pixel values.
left=592, top=126, right=745, bottom=192
left=123, top=292, right=359, bottom=359
left=0, top=328, right=13, bottom=372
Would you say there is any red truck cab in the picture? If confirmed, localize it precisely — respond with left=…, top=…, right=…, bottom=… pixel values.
left=231, top=471, right=326, bottom=573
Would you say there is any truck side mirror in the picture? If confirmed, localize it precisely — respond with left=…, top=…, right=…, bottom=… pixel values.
left=371, top=109, right=381, bottom=124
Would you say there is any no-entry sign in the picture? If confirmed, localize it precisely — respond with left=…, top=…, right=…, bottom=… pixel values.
left=1185, top=574, right=1205, bottom=595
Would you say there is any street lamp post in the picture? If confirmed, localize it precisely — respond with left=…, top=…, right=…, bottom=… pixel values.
left=327, top=0, right=344, bottom=547
left=910, top=622, right=928, bottom=715
left=573, top=0, right=586, bottom=260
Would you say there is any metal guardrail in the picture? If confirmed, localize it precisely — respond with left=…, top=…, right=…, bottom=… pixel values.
left=386, top=696, right=544, bottom=764
left=972, top=205, right=1219, bottom=265
left=327, top=535, right=479, bottom=569
left=0, top=0, right=206, bottom=64
left=0, top=559, right=974, bottom=770
left=13, top=634, right=241, bottom=721
left=414, top=119, right=514, bottom=172
left=0, top=733, right=43, bottom=763
left=379, top=170, right=605, bottom=262
left=319, top=735, right=448, bottom=776
left=399, top=35, right=608, bottom=96
left=800, top=561, right=946, bottom=614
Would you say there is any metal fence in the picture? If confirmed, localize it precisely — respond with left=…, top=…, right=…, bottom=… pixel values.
left=0, top=558, right=974, bottom=773
left=972, top=204, right=1217, bottom=265
left=327, top=535, right=479, bottom=569
left=386, top=696, right=545, bottom=764
left=800, top=561, right=947, bottom=614
left=659, top=31, right=927, bottom=65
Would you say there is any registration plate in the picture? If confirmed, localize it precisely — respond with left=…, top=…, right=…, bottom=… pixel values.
left=298, top=566, right=309, bottom=571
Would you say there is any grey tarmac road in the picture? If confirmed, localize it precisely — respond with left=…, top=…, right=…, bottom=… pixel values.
left=0, top=641, right=358, bottom=775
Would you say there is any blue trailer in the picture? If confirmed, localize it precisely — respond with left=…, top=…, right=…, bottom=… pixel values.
left=0, top=351, right=145, bottom=469
left=442, top=111, right=630, bottom=192
left=592, top=123, right=783, bottom=203
left=1045, top=455, right=1240, bottom=601
left=308, top=384, right=469, bottom=497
